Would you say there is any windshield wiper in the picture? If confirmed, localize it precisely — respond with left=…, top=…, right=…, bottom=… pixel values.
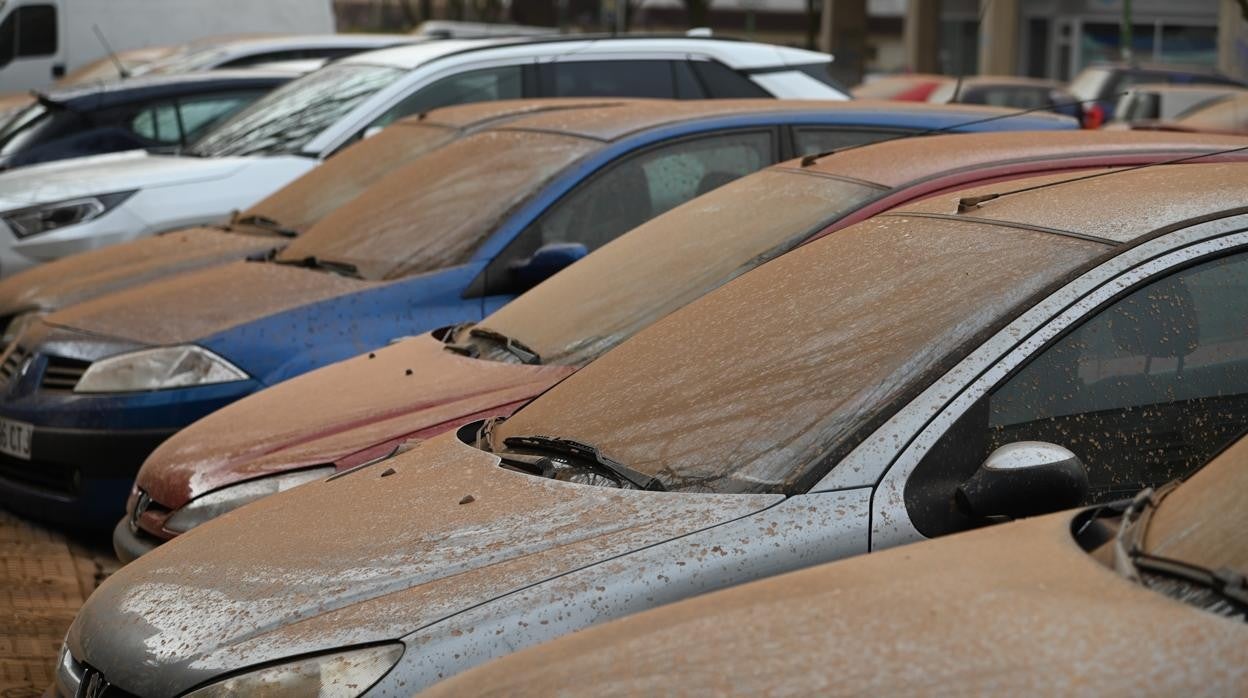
left=234, top=214, right=298, bottom=238
left=502, top=435, right=665, bottom=491
left=272, top=255, right=360, bottom=278
left=444, top=327, right=541, bottom=365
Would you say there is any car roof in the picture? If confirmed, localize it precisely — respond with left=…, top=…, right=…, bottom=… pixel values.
left=802, top=129, right=1248, bottom=188
left=194, top=33, right=414, bottom=49
left=487, top=98, right=1074, bottom=142
left=343, top=35, right=829, bottom=71
left=958, top=75, right=1063, bottom=89
left=401, top=97, right=655, bottom=130
left=37, top=70, right=295, bottom=109
left=892, top=161, right=1248, bottom=244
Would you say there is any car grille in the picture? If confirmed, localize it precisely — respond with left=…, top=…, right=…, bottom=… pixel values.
left=41, top=355, right=90, bottom=392
left=0, top=344, right=28, bottom=384
left=0, top=454, right=76, bottom=495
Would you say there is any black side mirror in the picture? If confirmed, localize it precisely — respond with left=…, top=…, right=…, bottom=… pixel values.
left=956, top=441, right=1089, bottom=520
left=507, top=242, right=587, bottom=291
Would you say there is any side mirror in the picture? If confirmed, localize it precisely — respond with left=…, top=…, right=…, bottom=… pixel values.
left=956, top=441, right=1089, bottom=521
left=507, top=242, right=587, bottom=291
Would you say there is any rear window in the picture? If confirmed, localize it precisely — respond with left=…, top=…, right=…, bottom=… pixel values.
left=277, top=129, right=598, bottom=279
left=494, top=216, right=1103, bottom=495
left=476, top=168, right=882, bottom=366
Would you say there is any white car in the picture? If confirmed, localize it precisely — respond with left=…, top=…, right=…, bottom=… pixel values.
left=128, top=33, right=418, bottom=77
left=0, top=36, right=846, bottom=277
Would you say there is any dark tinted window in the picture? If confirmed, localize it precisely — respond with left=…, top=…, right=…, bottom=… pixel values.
left=16, top=5, right=56, bottom=57
left=906, top=251, right=1248, bottom=536
left=0, top=14, right=14, bottom=66
left=793, top=128, right=905, bottom=156
left=541, top=60, right=674, bottom=98
left=673, top=61, right=704, bottom=99
left=791, top=62, right=849, bottom=93
left=369, top=65, right=523, bottom=130
left=691, top=60, right=768, bottom=98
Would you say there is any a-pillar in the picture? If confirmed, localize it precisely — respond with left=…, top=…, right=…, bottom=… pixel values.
left=819, top=0, right=867, bottom=87
left=976, top=0, right=1019, bottom=75
left=904, top=0, right=941, bottom=74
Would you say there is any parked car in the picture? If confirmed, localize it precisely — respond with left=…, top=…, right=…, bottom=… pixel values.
left=0, top=99, right=1069, bottom=530
left=0, top=0, right=336, bottom=93
left=0, top=70, right=296, bottom=172
left=116, top=129, right=1248, bottom=562
left=0, top=99, right=626, bottom=344
left=129, top=33, right=417, bottom=77
left=1110, top=83, right=1246, bottom=127
left=0, top=35, right=848, bottom=275
left=59, top=161, right=1248, bottom=696
left=850, top=73, right=951, bottom=101
left=1070, top=61, right=1247, bottom=126
left=424, top=432, right=1248, bottom=696
left=928, top=75, right=1084, bottom=124
left=0, top=45, right=180, bottom=121
left=1155, top=91, right=1248, bottom=135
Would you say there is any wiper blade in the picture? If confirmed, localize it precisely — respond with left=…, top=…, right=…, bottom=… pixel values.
left=444, top=326, right=541, bottom=365
left=273, top=255, right=360, bottom=278
left=1132, top=552, right=1248, bottom=611
left=234, top=213, right=298, bottom=238
left=502, top=435, right=665, bottom=491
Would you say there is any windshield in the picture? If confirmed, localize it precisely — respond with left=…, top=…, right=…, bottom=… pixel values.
left=493, top=216, right=1104, bottom=494
left=467, top=169, right=883, bottom=366
left=1069, top=67, right=1111, bottom=102
left=1175, top=94, right=1248, bottom=133
left=242, top=121, right=459, bottom=235
left=276, top=129, right=598, bottom=279
left=188, top=63, right=404, bottom=158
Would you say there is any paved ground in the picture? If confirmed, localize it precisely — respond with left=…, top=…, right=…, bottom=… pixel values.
left=0, top=509, right=117, bottom=698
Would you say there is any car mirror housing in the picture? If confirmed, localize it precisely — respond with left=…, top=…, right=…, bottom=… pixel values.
left=508, top=242, right=588, bottom=291
left=956, top=441, right=1090, bottom=521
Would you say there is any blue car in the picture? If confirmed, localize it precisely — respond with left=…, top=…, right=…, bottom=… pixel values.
left=0, top=99, right=1075, bottom=528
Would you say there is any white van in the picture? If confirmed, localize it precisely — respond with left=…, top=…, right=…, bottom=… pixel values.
left=0, top=0, right=335, bottom=92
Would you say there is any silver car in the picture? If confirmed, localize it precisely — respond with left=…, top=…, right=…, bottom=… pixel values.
left=60, top=161, right=1248, bottom=696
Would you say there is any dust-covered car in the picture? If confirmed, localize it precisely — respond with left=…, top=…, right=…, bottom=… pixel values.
left=424, top=432, right=1248, bottom=696
left=0, top=99, right=633, bottom=345
left=60, top=161, right=1248, bottom=696
left=115, top=130, right=1248, bottom=561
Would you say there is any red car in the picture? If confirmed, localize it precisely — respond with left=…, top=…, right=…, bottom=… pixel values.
left=115, top=129, right=1248, bottom=561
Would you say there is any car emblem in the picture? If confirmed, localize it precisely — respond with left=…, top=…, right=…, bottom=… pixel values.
left=82, top=669, right=110, bottom=698
left=129, top=490, right=152, bottom=534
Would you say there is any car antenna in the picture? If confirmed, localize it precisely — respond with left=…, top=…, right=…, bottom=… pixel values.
left=797, top=92, right=1128, bottom=168
left=955, top=143, right=1248, bottom=213
left=92, top=24, right=130, bottom=79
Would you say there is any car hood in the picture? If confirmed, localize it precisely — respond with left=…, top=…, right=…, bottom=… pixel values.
left=425, top=510, right=1248, bottom=696
left=139, top=334, right=576, bottom=507
left=42, top=259, right=374, bottom=347
left=0, top=228, right=278, bottom=318
left=0, top=152, right=260, bottom=209
left=70, top=432, right=780, bottom=697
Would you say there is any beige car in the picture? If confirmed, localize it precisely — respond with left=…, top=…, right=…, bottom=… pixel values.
left=426, top=433, right=1248, bottom=696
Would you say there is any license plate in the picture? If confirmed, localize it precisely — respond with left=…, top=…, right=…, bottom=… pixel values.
left=0, top=417, right=32, bottom=460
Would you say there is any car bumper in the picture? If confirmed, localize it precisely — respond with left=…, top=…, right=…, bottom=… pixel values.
left=112, top=516, right=161, bottom=563
left=0, top=425, right=176, bottom=529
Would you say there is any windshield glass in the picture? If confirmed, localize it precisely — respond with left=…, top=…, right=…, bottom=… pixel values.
left=469, top=169, right=883, bottom=366
left=493, top=216, right=1104, bottom=495
left=1069, top=67, right=1111, bottom=102
left=244, top=121, right=458, bottom=235
left=188, top=63, right=404, bottom=158
left=1175, top=94, right=1248, bottom=133
left=277, top=129, right=598, bottom=279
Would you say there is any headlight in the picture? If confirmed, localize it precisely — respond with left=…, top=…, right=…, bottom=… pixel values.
left=1, top=310, right=43, bottom=347
left=2, top=191, right=136, bottom=239
left=164, top=466, right=333, bottom=533
left=183, top=644, right=404, bottom=697
left=74, top=345, right=248, bottom=393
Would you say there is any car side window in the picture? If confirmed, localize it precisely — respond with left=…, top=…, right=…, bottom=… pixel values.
left=793, top=128, right=906, bottom=155
left=131, top=104, right=182, bottom=145
left=472, top=130, right=775, bottom=297
left=690, top=60, right=769, bottom=98
left=16, top=4, right=56, bottom=58
left=178, top=93, right=262, bottom=141
left=905, top=250, right=1248, bottom=536
left=367, top=66, right=523, bottom=131
left=540, top=60, right=676, bottom=99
